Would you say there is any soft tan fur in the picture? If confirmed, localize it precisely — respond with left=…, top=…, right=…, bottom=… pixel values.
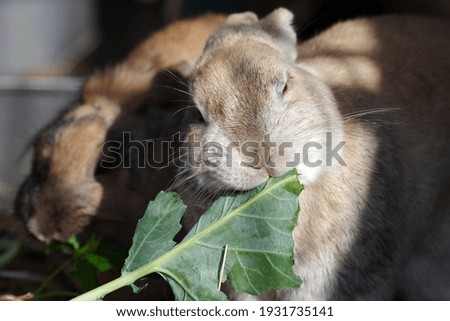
left=15, top=14, right=225, bottom=244
left=180, top=9, right=450, bottom=300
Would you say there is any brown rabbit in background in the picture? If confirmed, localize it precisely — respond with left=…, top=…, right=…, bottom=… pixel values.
left=14, top=14, right=225, bottom=245
left=178, top=9, right=450, bottom=299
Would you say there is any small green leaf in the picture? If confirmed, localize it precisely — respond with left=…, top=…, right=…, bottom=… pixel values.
left=67, top=235, right=80, bottom=251
left=85, top=253, right=113, bottom=272
left=78, top=237, right=99, bottom=256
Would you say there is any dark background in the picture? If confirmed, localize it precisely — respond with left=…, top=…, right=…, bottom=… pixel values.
left=87, top=0, right=450, bottom=71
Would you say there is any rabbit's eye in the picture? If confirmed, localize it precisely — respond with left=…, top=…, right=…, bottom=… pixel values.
left=276, top=75, right=289, bottom=97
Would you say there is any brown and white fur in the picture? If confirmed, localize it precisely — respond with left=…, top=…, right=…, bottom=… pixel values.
left=179, top=9, right=450, bottom=300
left=14, top=14, right=225, bottom=244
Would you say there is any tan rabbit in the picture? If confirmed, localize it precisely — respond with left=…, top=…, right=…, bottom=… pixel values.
left=178, top=9, right=450, bottom=299
left=14, top=14, right=225, bottom=244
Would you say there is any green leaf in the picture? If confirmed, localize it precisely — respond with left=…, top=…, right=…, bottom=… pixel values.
left=72, top=169, right=302, bottom=301
left=67, top=235, right=80, bottom=251
left=85, top=253, right=113, bottom=272
left=46, top=237, right=78, bottom=254
left=78, top=237, right=99, bottom=256
left=125, top=169, right=302, bottom=300
left=161, top=169, right=302, bottom=300
left=121, top=191, right=187, bottom=291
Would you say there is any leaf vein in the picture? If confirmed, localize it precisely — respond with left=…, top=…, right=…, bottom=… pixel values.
left=265, top=254, right=298, bottom=283
left=234, top=252, right=259, bottom=294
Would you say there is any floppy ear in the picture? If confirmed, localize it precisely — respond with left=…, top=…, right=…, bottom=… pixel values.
left=260, top=8, right=297, bottom=61
left=223, top=11, right=258, bottom=26
left=202, top=12, right=258, bottom=52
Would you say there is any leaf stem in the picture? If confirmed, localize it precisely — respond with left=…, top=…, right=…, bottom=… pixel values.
left=34, top=257, right=75, bottom=300
left=71, top=258, right=159, bottom=300
left=71, top=231, right=202, bottom=301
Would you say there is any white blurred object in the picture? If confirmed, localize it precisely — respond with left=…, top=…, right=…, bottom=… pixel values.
left=0, top=0, right=96, bottom=212
left=0, top=0, right=97, bottom=75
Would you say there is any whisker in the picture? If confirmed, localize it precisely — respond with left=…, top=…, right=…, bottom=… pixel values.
left=343, top=107, right=401, bottom=121
left=169, top=105, right=198, bottom=120
left=161, top=68, right=188, bottom=88
left=157, top=84, right=194, bottom=97
left=297, top=8, right=332, bottom=38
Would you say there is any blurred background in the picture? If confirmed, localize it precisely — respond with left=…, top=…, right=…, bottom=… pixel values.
left=0, top=0, right=448, bottom=300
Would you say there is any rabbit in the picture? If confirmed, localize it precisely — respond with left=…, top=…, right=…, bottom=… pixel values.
left=177, top=8, right=450, bottom=300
